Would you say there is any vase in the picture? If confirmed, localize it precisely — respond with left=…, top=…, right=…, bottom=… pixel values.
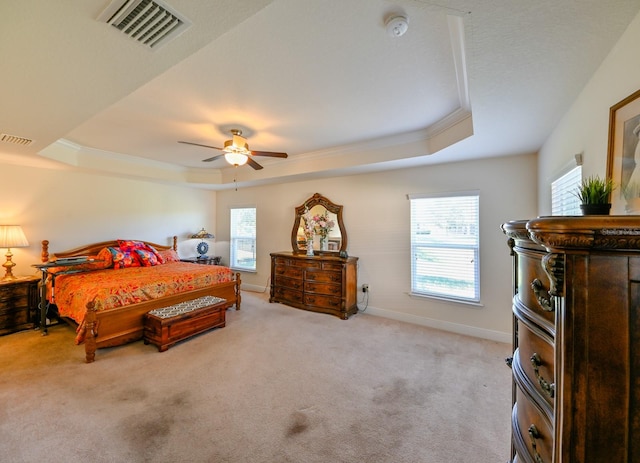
left=320, top=236, right=328, bottom=251
left=306, top=239, right=314, bottom=256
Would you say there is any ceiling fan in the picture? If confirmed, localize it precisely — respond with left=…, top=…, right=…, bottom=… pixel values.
left=179, top=129, right=288, bottom=170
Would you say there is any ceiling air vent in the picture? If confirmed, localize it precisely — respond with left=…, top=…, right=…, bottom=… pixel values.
left=98, top=0, right=191, bottom=50
left=0, top=133, right=33, bottom=146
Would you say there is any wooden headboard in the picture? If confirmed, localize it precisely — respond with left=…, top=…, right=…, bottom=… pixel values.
left=41, top=237, right=178, bottom=263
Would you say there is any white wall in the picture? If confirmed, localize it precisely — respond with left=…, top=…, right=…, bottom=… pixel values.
left=538, top=10, right=640, bottom=215
left=217, top=153, right=538, bottom=342
left=1, top=163, right=217, bottom=272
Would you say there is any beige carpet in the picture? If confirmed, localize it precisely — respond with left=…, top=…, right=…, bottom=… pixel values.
left=0, top=291, right=512, bottom=463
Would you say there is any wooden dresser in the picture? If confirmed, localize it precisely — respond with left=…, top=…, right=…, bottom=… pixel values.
left=502, top=217, right=640, bottom=463
left=270, top=252, right=358, bottom=319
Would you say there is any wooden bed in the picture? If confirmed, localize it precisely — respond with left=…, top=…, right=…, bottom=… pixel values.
left=40, top=237, right=241, bottom=363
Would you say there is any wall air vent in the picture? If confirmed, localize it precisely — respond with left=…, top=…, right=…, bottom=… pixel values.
left=98, top=0, right=191, bottom=50
left=0, top=133, right=33, bottom=146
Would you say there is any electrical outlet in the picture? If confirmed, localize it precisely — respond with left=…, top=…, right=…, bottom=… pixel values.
left=362, top=284, right=369, bottom=293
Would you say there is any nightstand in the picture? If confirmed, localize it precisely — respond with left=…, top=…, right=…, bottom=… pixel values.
left=0, top=275, right=40, bottom=335
left=180, top=256, right=222, bottom=265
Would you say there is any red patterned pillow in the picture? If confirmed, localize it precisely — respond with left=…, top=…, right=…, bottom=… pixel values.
left=109, top=247, right=141, bottom=269
left=146, top=244, right=164, bottom=264
left=118, top=240, right=164, bottom=264
left=117, top=240, right=146, bottom=252
left=135, top=249, right=159, bottom=267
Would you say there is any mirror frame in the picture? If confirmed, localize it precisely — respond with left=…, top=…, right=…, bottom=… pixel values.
left=291, top=193, right=347, bottom=255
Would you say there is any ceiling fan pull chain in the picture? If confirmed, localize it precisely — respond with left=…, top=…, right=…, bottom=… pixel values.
left=234, top=166, right=238, bottom=191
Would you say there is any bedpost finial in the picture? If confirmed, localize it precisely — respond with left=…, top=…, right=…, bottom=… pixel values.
left=41, top=240, right=49, bottom=263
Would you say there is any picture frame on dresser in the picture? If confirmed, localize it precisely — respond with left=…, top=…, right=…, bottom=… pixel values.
left=606, top=87, right=640, bottom=214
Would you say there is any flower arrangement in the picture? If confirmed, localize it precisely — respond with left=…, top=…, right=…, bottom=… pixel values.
left=313, top=211, right=335, bottom=238
left=301, top=207, right=316, bottom=240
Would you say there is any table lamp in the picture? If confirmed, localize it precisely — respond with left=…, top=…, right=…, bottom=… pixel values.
left=0, top=225, right=29, bottom=281
left=190, top=228, right=214, bottom=259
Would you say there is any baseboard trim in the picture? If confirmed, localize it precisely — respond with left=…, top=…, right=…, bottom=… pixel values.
left=241, top=283, right=269, bottom=293
left=361, top=305, right=511, bottom=344
left=243, top=285, right=511, bottom=343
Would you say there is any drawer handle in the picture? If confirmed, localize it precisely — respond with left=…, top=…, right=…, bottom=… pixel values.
left=530, top=353, right=555, bottom=399
left=528, top=425, right=545, bottom=463
left=531, top=279, right=554, bottom=312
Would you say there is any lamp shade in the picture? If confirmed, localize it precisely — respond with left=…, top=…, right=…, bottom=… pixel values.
left=0, top=225, right=29, bottom=248
left=190, top=228, right=214, bottom=240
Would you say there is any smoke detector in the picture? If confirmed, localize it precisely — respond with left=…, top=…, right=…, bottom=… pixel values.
left=386, top=15, right=409, bottom=37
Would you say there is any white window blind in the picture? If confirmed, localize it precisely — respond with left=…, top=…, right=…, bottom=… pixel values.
left=409, top=192, right=480, bottom=303
left=230, top=207, right=256, bottom=271
left=551, top=166, right=582, bottom=216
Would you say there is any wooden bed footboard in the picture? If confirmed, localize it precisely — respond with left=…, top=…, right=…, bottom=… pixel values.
left=82, top=273, right=241, bottom=363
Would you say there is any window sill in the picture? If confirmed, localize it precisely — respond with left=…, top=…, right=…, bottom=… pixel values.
left=230, top=267, right=257, bottom=274
left=408, top=292, right=483, bottom=308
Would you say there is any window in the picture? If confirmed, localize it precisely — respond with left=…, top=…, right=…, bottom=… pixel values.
left=551, top=166, right=582, bottom=215
left=230, top=207, right=256, bottom=271
left=409, top=192, right=480, bottom=303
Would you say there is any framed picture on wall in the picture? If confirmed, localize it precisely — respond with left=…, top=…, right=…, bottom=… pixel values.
left=607, top=88, right=640, bottom=214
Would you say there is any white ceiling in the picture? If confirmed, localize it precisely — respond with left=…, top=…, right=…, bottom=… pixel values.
left=2, top=0, right=639, bottom=190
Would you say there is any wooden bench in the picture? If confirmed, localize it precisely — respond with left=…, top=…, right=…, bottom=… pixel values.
left=143, top=295, right=227, bottom=352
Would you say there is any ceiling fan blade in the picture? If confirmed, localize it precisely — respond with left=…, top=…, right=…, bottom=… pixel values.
left=202, top=154, right=224, bottom=162
left=247, top=157, right=264, bottom=170
left=178, top=141, right=223, bottom=150
left=250, top=150, right=288, bottom=158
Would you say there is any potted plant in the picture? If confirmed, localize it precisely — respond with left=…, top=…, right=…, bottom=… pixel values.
left=573, top=175, right=616, bottom=215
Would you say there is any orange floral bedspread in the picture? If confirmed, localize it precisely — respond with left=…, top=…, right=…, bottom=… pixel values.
left=51, top=262, right=233, bottom=325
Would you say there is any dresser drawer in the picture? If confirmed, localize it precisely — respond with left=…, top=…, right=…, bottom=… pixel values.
left=516, top=249, right=555, bottom=329
left=274, top=264, right=303, bottom=279
left=0, top=293, right=29, bottom=312
left=517, top=322, right=555, bottom=408
left=512, top=390, right=553, bottom=463
left=304, top=293, right=342, bottom=310
left=305, top=280, right=340, bottom=295
left=305, top=269, right=341, bottom=284
left=0, top=283, right=30, bottom=302
left=0, top=309, right=30, bottom=332
left=274, top=275, right=303, bottom=291
left=272, top=286, right=303, bottom=304
left=321, top=261, right=343, bottom=271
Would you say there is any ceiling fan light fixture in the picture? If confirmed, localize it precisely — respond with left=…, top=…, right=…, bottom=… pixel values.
left=224, top=152, right=249, bottom=166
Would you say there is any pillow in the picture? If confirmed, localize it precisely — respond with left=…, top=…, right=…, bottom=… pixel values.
left=157, top=249, right=180, bottom=263
left=109, top=246, right=141, bottom=269
left=117, top=239, right=147, bottom=252
left=118, top=240, right=164, bottom=264
left=135, top=248, right=159, bottom=267
left=146, top=244, right=164, bottom=264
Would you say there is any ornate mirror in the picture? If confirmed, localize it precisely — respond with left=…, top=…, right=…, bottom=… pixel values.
left=291, top=193, right=347, bottom=255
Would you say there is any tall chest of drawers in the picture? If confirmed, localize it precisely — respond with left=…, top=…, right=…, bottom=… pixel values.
left=270, top=252, right=358, bottom=319
left=503, top=217, right=640, bottom=463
